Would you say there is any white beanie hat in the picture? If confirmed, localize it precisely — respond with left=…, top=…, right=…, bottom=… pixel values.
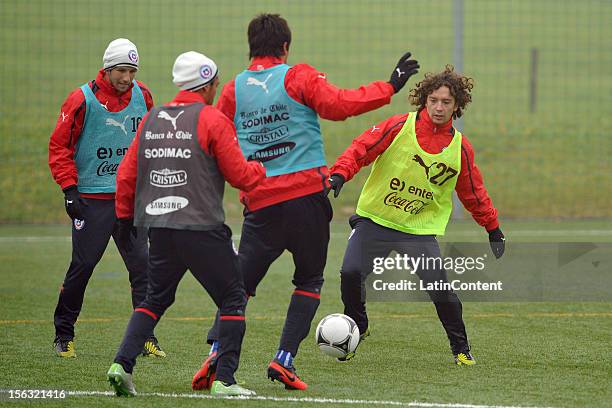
left=103, top=38, right=139, bottom=70
left=172, top=51, right=218, bottom=91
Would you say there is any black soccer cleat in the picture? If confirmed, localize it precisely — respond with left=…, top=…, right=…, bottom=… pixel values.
left=338, top=327, right=370, bottom=361
left=454, top=350, right=476, bottom=366
left=141, top=336, right=166, bottom=358
left=54, top=337, right=76, bottom=358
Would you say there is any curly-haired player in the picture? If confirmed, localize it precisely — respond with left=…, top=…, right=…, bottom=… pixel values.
left=325, top=65, right=505, bottom=365
left=409, top=64, right=473, bottom=120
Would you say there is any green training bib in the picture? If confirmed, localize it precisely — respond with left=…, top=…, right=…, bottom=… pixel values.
left=356, top=112, right=462, bottom=235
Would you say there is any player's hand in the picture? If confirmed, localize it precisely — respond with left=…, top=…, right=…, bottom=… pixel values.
left=63, top=185, right=86, bottom=220
left=116, top=218, right=137, bottom=252
left=324, top=174, right=345, bottom=198
left=488, top=227, right=505, bottom=259
left=388, top=52, right=420, bottom=93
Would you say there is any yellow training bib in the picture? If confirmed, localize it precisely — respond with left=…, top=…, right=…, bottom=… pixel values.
left=356, top=112, right=462, bottom=235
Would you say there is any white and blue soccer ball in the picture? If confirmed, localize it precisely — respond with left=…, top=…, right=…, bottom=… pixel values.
left=315, top=313, right=360, bottom=358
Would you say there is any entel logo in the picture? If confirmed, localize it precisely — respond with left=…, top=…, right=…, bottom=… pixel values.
left=145, top=196, right=189, bottom=215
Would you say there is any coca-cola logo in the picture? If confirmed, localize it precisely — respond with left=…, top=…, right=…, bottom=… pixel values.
left=97, top=160, right=119, bottom=176
left=384, top=192, right=429, bottom=214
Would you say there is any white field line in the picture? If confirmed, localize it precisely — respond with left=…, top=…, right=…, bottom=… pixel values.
left=0, top=229, right=611, bottom=243
left=61, top=390, right=554, bottom=408
left=2, top=312, right=611, bottom=325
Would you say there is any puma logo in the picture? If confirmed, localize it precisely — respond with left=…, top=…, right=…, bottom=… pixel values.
left=413, top=154, right=437, bottom=178
left=157, top=110, right=184, bottom=131
left=105, top=115, right=130, bottom=135
left=247, top=74, right=273, bottom=94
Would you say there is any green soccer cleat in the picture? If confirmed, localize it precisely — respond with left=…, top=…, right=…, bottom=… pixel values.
left=338, top=327, right=371, bottom=362
left=54, top=338, right=76, bottom=358
left=141, top=336, right=166, bottom=358
left=454, top=351, right=476, bottom=366
left=210, top=380, right=256, bottom=396
left=107, top=363, right=137, bottom=397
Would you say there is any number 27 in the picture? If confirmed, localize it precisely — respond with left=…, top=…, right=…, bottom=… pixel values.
left=430, top=163, right=457, bottom=186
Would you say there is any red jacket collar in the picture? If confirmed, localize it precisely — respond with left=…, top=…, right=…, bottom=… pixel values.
left=417, top=108, right=453, bottom=135
left=95, top=69, right=134, bottom=96
left=248, top=56, right=286, bottom=71
left=168, top=90, right=207, bottom=106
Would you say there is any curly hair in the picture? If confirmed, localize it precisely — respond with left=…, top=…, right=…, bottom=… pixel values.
left=409, top=65, right=474, bottom=119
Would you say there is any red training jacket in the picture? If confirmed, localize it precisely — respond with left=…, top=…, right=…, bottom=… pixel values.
left=216, top=56, right=395, bottom=211
left=329, top=109, right=499, bottom=231
left=115, top=90, right=266, bottom=219
left=48, top=69, right=155, bottom=199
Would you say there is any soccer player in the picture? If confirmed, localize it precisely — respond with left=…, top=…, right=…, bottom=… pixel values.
left=326, top=65, right=505, bottom=365
left=107, top=51, right=265, bottom=397
left=193, top=13, right=419, bottom=391
left=48, top=38, right=164, bottom=358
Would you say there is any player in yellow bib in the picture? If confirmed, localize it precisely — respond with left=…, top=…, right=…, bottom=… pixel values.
left=326, top=66, right=505, bottom=365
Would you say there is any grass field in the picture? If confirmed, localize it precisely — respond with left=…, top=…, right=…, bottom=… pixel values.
left=1, top=1, right=611, bottom=405
left=1, top=0, right=611, bottom=222
left=1, top=220, right=611, bottom=407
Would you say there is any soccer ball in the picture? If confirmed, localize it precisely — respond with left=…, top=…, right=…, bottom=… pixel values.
left=315, top=313, right=360, bottom=359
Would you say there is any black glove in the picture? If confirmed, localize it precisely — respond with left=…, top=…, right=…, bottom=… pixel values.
left=388, top=52, right=420, bottom=93
left=488, top=227, right=505, bottom=259
left=324, top=174, right=345, bottom=198
left=116, top=218, right=137, bottom=252
left=63, top=185, right=86, bottom=220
